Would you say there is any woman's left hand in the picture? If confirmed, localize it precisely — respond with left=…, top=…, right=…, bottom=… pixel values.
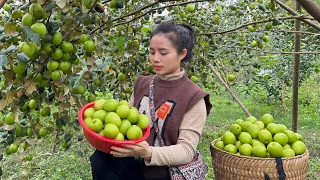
left=110, top=141, right=152, bottom=159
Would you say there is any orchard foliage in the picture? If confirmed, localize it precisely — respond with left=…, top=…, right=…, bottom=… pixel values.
left=0, top=0, right=319, bottom=173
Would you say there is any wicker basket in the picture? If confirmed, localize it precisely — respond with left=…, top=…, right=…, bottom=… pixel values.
left=210, top=140, right=309, bottom=180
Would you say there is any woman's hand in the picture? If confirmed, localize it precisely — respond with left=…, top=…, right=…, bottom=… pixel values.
left=110, top=141, right=152, bottom=160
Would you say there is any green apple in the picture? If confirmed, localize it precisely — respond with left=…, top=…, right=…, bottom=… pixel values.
left=116, top=104, right=130, bottom=119
left=83, top=40, right=95, bottom=52
left=94, top=99, right=106, bottom=110
left=9, top=143, right=19, bottom=153
left=251, top=139, right=265, bottom=147
left=3, top=3, right=10, bottom=11
left=103, top=99, right=119, bottom=112
left=29, top=3, right=43, bottom=20
left=61, top=42, right=74, bottom=53
left=252, top=145, right=267, bottom=157
left=246, top=116, right=257, bottom=124
left=22, top=14, right=33, bottom=26
left=227, top=74, right=236, bottom=82
left=39, top=127, right=48, bottom=137
left=40, top=107, right=50, bottom=117
left=223, top=144, right=237, bottom=154
left=88, top=118, right=103, bottom=133
left=222, top=131, right=236, bottom=145
left=247, top=124, right=260, bottom=139
left=284, top=130, right=297, bottom=144
left=52, top=32, right=63, bottom=45
left=26, top=154, right=33, bottom=161
left=119, top=100, right=130, bottom=107
left=119, top=119, right=131, bottom=135
left=114, top=133, right=125, bottom=140
left=266, top=123, right=280, bottom=135
left=190, top=76, right=198, bottom=83
left=5, top=112, right=15, bottom=125
left=240, top=121, right=252, bottom=132
left=84, top=108, right=96, bottom=118
left=267, top=142, right=283, bottom=158
left=186, top=4, right=195, bottom=13
left=230, top=123, right=242, bottom=136
left=291, top=141, right=306, bottom=155
left=239, top=143, right=252, bottom=156
left=126, top=125, right=142, bottom=140
left=51, top=70, right=63, bottom=81
left=84, top=117, right=93, bottom=127
left=137, top=114, right=150, bottom=130
left=282, top=148, right=295, bottom=158
left=92, top=109, right=108, bottom=121
left=235, top=140, right=242, bottom=149
left=261, top=113, right=274, bottom=126
left=278, top=124, right=288, bottom=132
left=13, top=62, right=27, bottom=75
left=295, top=133, right=303, bottom=141
left=104, top=123, right=119, bottom=138
left=215, top=140, right=224, bottom=150
left=127, top=108, right=139, bottom=124
left=19, top=42, right=34, bottom=57
left=258, top=129, right=273, bottom=144
left=28, top=99, right=39, bottom=109
left=233, top=119, right=244, bottom=126
left=105, top=112, right=121, bottom=127
left=31, top=23, right=47, bottom=38
left=254, top=121, right=265, bottom=129
left=47, top=60, right=59, bottom=72
left=238, top=132, right=252, bottom=144
left=282, top=144, right=291, bottom=150
left=273, top=132, right=288, bottom=146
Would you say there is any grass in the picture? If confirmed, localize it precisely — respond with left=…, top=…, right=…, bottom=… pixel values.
left=1, top=77, right=320, bottom=180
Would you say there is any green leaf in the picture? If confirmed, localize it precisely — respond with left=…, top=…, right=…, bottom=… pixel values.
left=17, top=53, right=30, bottom=63
left=0, top=54, right=8, bottom=69
left=55, top=0, right=67, bottom=9
left=44, top=3, right=56, bottom=12
left=3, top=45, right=17, bottom=55
left=21, top=26, right=41, bottom=46
left=68, top=74, right=82, bottom=88
left=47, top=22, right=60, bottom=34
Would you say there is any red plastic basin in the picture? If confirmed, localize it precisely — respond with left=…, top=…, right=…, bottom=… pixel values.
left=78, top=102, right=150, bottom=153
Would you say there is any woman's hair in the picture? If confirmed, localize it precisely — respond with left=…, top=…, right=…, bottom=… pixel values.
left=150, top=20, right=196, bottom=62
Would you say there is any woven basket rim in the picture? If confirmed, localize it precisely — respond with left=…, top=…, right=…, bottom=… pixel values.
left=210, top=138, right=309, bottom=161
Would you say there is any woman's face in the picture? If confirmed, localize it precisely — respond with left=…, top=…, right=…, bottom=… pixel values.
left=149, top=34, right=187, bottom=75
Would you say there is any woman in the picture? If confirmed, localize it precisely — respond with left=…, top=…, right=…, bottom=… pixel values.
left=90, top=20, right=212, bottom=180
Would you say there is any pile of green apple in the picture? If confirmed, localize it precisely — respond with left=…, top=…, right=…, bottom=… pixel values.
left=83, top=99, right=150, bottom=141
left=215, top=113, right=307, bottom=158
left=15, top=3, right=95, bottom=83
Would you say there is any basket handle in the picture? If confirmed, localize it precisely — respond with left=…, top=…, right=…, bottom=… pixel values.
left=263, top=158, right=286, bottom=180
left=276, top=157, right=286, bottom=180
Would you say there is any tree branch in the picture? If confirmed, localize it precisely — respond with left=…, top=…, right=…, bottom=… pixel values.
left=64, top=0, right=99, bottom=39
left=209, top=64, right=252, bottom=117
left=274, top=0, right=320, bottom=31
left=0, top=0, right=8, bottom=9
left=200, top=16, right=314, bottom=35
left=92, top=0, right=208, bottom=34
left=295, top=0, right=320, bottom=24
left=216, top=45, right=320, bottom=54
left=89, top=1, right=159, bottom=35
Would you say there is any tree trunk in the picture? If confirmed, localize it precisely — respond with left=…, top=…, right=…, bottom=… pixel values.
left=274, top=0, right=320, bottom=31
left=292, top=3, right=302, bottom=132
left=281, top=80, right=287, bottom=114
left=296, top=0, right=320, bottom=23
left=209, top=64, right=252, bottom=117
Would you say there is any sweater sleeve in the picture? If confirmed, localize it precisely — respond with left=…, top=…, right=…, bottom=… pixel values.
left=144, top=98, right=207, bottom=166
